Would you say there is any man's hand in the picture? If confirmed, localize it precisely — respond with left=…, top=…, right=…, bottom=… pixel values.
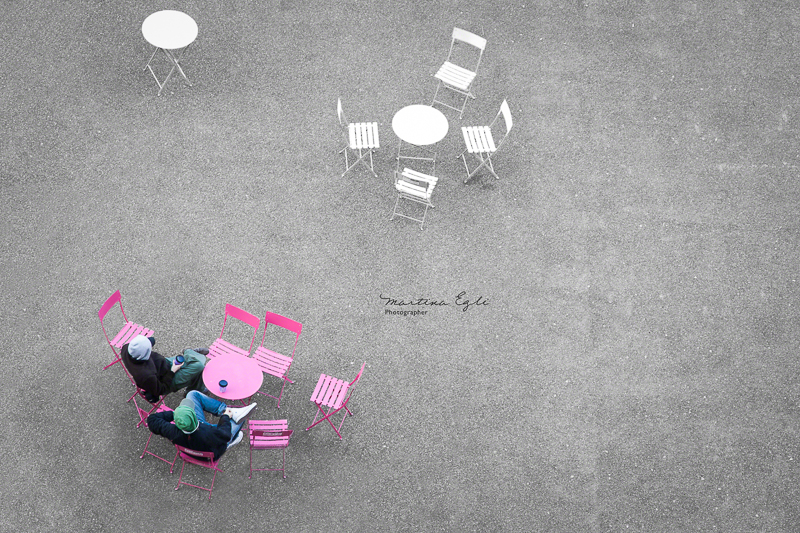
left=170, top=361, right=183, bottom=373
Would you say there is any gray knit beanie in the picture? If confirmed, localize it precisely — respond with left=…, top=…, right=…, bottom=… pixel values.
left=128, top=335, right=152, bottom=361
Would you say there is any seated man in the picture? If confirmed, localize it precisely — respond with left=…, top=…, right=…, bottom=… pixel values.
left=147, top=390, right=257, bottom=459
left=121, top=334, right=208, bottom=402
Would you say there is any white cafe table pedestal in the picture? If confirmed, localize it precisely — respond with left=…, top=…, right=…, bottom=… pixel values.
left=391, top=105, right=449, bottom=171
left=142, top=10, right=198, bottom=95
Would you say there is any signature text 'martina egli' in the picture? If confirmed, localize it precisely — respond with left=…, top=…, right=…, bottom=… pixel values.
left=379, top=292, right=489, bottom=312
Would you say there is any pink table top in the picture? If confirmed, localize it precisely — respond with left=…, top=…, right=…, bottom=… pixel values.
left=203, top=353, right=264, bottom=401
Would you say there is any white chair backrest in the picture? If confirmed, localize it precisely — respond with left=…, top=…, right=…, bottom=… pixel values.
left=336, top=98, right=345, bottom=126
left=452, top=27, right=487, bottom=50
left=500, top=100, right=513, bottom=133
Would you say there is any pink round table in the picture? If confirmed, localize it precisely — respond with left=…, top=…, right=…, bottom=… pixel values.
left=203, top=353, right=263, bottom=401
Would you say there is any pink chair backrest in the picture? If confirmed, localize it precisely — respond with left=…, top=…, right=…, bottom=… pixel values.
left=176, top=445, right=217, bottom=465
left=344, top=362, right=367, bottom=402
left=339, top=362, right=366, bottom=410
left=98, top=290, right=128, bottom=353
left=251, top=429, right=293, bottom=440
left=220, top=304, right=260, bottom=352
left=260, top=311, right=302, bottom=357
left=98, top=290, right=127, bottom=342
left=99, top=290, right=123, bottom=322
left=350, top=361, right=366, bottom=388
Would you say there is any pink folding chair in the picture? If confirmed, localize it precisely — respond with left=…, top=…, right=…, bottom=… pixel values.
left=131, top=388, right=165, bottom=428
left=207, top=304, right=260, bottom=360
left=305, top=362, right=366, bottom=439
left=138, top=404, right=179, bottom=469
left=98, top=290, right=154, bottom=370
left=174, top=446, right=223, bottom=500
left=251, top=311, right=302, bottom=408
left=248, top=419, right=293, bottom=479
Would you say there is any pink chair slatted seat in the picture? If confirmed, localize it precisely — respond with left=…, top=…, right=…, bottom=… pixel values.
left=305, top=362, right=366, bottom=439
left=247, top=419, right=293, bottom=479
left=458, top=99, right=513, bottom=183
left=98, top=290, right=154, bottom=370
left=337, top=98, right=380, bottom=177
left=432, top=27, right=487, bottom=118
left=174, top=446, right=223, bottom=500
left=207, top=304, right=260, bottom=360
left=138, top=404, right=179, bottom=469
left=252, top=311, right=303, bottom=408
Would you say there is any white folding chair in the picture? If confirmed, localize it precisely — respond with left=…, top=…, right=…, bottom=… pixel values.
left=432, top=27, right=487, bottom=119
left=337, top=98, right=380, bottom=177
left=458, top=100, right=513, bottom=183
left=391, top=167, right=438, bottom=230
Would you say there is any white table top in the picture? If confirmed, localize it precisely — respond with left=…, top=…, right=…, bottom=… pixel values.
left=142, top=10, right=198, bottom=50
left=392, top=105, right=449, bottom=146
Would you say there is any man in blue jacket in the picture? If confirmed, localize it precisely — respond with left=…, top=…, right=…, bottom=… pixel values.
left=147, top=391, right=257, bottom=460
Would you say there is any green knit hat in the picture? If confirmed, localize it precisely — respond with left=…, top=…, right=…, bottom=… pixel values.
left=173, top=405, right=199, bottom=434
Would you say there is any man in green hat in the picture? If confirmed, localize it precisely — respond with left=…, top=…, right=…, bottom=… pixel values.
left=147, top=390, right=257, bottom=460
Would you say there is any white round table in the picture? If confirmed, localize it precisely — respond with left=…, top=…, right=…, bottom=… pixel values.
left=392, top=105, right=449, bottom=170
left=392, top=105, right=449, bottom=146
left=142, top=11, right=198, bottom=95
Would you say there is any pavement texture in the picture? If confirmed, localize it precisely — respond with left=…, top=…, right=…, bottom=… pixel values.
left=1, top=1, right=799, bottom=532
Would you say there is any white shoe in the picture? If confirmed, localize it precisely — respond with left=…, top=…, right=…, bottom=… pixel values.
left=228, top=403, right=257, bottom=423
left=227, top=430, right=243, bottom=448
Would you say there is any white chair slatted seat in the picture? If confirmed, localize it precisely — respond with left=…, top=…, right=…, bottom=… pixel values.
left=458, top=100, right=513, bottom=183
left=432, top=27, right=487, bottom=118
left=338, top=98, right=379, bottom=177
left=391, top=167, right=438, bottom=230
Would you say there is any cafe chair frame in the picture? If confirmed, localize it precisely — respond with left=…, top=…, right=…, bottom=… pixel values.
left=305, top=362, right=366, bottom=440
left=337, top=98, right=380, bottom=177
left=391, top=167, right=439, bottom=230
left=98, top=290, right=154, bottom=371
left=207, top=304, right=260, bottom=360
left=458, top=99, right=513, bottom=183
left=174, top=446, right=223, bottom=500
left=432, top=27, right=487, bottom=119
left=248, top=419, right=293, bottom=479
left=252, top=311, right=303, bottom=408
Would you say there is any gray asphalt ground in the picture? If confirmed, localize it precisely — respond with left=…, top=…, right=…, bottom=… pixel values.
left=2, top=1, right=799, bottom=532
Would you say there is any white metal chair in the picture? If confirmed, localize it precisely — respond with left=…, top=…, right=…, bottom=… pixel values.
left=458, top=99, right=513, bottom=183
left=432, top=27, right=487, bottom=119
left=391, top=166, right=438, bottom=230
left=337, top=98, right=380, bottom=177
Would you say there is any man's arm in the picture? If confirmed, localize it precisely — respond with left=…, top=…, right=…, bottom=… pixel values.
left=150, top=351, right=175, bottom=394
left=146, top=411, right=181, bottom=441
left=216, top=414, right=233, bottom=441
